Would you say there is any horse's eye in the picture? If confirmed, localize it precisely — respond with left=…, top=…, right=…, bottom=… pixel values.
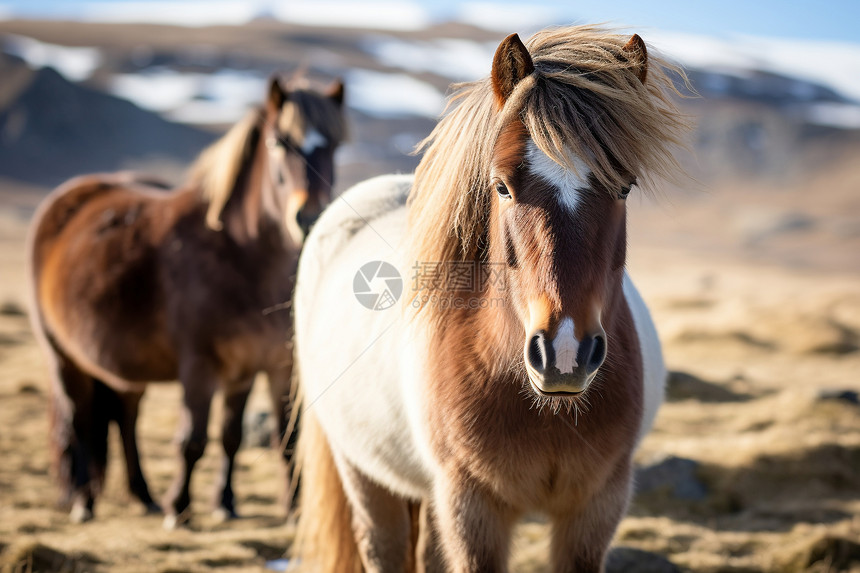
left=495, top=181, right=511, bottom=199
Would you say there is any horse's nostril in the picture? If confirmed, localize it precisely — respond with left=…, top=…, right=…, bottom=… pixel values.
left=528, top=331, right=550, bottom=374
left=585, top=334, right=606, bottom=374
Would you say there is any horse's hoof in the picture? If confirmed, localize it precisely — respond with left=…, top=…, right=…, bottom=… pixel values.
left=70, top=504, right=93, bottom=524
left=163, top=512, right=190, bottom=530
left=212, top=506, right=238, bottom=523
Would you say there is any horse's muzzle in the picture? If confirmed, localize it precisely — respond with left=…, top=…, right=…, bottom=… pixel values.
left=525, top=330, right=606, bottom=395
left=296, top=208, right=319, bottom=239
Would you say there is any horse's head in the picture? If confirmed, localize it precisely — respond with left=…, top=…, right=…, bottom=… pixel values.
left=485, top=32, right=658, bottom=397
left=262, top=76, right=346, bottom=244
left=409, top=26, right=685, bottom=403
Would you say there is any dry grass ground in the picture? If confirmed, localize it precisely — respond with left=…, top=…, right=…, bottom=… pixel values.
left=1, top=157, right=859, bottom=571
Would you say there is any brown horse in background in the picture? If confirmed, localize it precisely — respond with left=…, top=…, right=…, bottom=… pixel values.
left=27, top=75, right=346, bottom=527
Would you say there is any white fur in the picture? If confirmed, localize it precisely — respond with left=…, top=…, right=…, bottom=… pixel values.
left=294, top=174, right=665, bottom=500
left=552, top=317, right=579, bottom=373
left=300, top=128, right=327, bottom=154
left=622, top=274, right=667, bottom=444
left=295, top=174, right=434, bottom=500
left=525, top=141, right=591, bottom=212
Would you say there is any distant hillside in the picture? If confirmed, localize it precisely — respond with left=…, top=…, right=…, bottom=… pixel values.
left=0, top=53, right=214, bottom=187
left=677, top=67, right=860, bottom=182
left=1, top=20, right=859, bottom=191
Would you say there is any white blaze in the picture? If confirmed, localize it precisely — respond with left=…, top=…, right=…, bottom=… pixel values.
left=553, top=317, right=579, bottom=373
left=301, top=128, right=328, bottom=154
left=525, top=141, right=591, bottom=212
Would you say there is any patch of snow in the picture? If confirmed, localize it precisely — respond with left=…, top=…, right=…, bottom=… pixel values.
left=804, top=102, right=860, bottom=129
left=345, top=69, right=444, bottom=118
left=649, top=31, right=860, bottom=103
left=363, top=35, right=495, bottom=81
left=110, top=68, right=266, bottom=124
left=110, top=70, right=200, bottom=113
left=2, top=35, right=102, bottom=81
left=167, top=99, right=254, bottom=125
left=110, top=66, right=445, bottom=123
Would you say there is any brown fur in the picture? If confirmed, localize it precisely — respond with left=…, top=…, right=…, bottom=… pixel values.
left=27, top=76, right=346, bottom=523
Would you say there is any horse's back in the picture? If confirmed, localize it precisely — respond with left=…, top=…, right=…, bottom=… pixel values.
left=30, top=173, right=174, bottom=275
left=296, top=174, right=411, bottom=288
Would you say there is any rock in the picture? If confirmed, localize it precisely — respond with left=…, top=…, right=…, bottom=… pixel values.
left=636, top=455, right=708, bottom=501
left=665, top=370, right=751, bottom=403
left=1, top=542, right=100, bottom=573
left=606, top=547, right=680, bottom=573
left=816, top=388, right=860, bottom=406
left=17, top=381, right=41, bottom=395
left=0, top=300, right=26, bottom=316
left=780, top=535, right=860, bottom=571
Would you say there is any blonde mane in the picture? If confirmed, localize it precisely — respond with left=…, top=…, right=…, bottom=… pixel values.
left=408, top=25, right=690, bottom=268
left=190, top=109, right=264, bottom=231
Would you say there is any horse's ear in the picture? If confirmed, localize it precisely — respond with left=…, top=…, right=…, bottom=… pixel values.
left=491, top=33, right=534, bottom=108
left=268, top=76, right=287, bottom=110
left=327, top=78, right=345, bottom=107
left=621, top=34, right=648, bottom=84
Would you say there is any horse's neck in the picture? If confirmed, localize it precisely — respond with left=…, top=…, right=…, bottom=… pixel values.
left=214, top=142, right=269, bottom=244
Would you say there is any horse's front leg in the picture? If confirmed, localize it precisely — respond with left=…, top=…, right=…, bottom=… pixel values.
left=336, top=454, right=412, bottom=573
left=415, top=500, right=446, bottom=573
left=432, top=471, right=517, bottom=573
left=163, top=357, right=217, bottom=529
left=550, top=460, right=633, bottom=573
left=213, top=374, right=254, bottom=521
left=266, top=362, right=296, bottom=510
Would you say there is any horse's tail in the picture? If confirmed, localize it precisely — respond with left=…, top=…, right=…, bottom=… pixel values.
left=26, top=180, right=75, bottom=496
left=292, top=402, right=361, bottom=573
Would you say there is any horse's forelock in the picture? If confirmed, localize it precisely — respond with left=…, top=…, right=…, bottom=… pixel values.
left=282, top=88, right=348, bottom=147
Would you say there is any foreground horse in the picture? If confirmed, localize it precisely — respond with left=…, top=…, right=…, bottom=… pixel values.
left=28, top=76, right=346, bottom=526
left=293, top=26, right=687, bottom=571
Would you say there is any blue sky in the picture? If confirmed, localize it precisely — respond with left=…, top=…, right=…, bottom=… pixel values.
left=1, top=0, right=858, bottom=44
